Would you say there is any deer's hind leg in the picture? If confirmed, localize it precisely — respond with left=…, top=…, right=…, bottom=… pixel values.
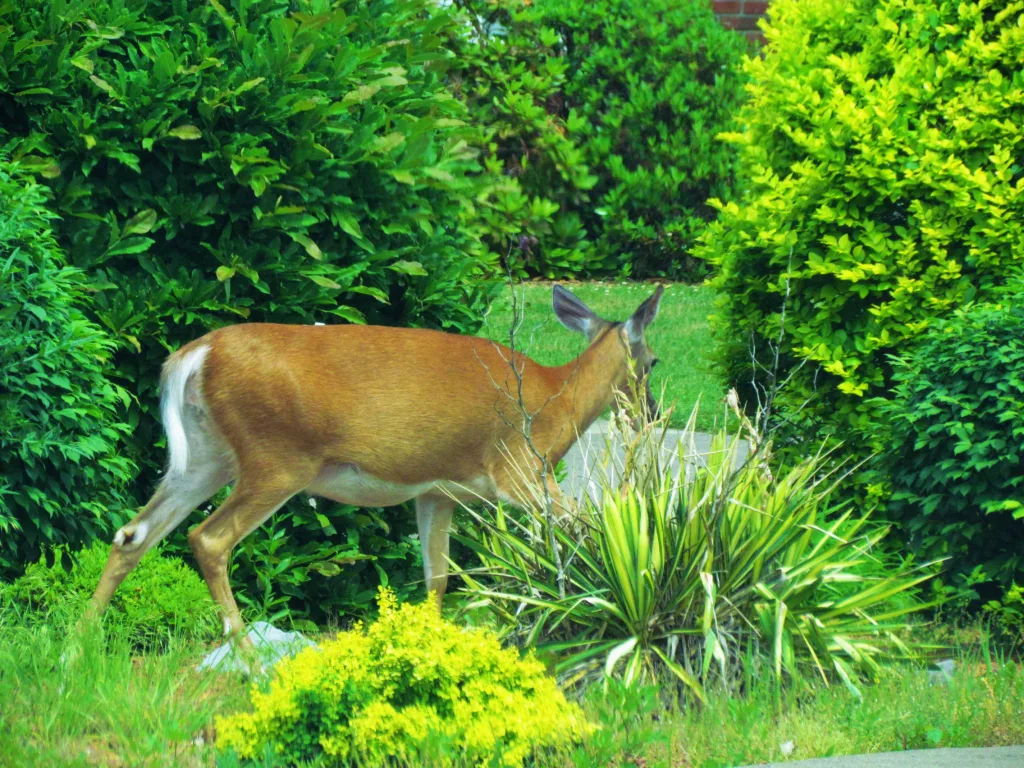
left=88, top=428, right=232, bottom=619
left=187, top=464, right=316, bottom=641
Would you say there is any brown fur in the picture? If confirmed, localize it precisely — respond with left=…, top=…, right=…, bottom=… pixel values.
left=192, top=321, right=627, bottom=486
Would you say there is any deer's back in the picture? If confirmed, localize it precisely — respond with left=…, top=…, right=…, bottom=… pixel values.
left=177, top=323, right=566, bottom=484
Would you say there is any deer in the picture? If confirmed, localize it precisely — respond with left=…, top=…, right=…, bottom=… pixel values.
left=86, top=283, right=664, bottom=647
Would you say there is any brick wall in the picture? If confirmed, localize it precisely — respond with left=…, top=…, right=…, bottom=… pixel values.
left=713, top=0, right=769, bottom=47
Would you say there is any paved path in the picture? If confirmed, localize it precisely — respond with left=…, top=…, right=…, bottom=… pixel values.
left=558, top=419, right=750, bottom=504
left=739, top=746, right=1024, bottom=768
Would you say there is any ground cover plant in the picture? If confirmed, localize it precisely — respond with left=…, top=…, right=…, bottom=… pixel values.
left=482, top=281, right=727, bottom=430
left=697, top=0, right=1024, bottom=490
left=444, top=0, right=746, bottom=279
left=3, top=539, right=217, bottom=648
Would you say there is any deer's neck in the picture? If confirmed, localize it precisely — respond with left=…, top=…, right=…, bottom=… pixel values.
left=551, top=326, right=626, bottom=449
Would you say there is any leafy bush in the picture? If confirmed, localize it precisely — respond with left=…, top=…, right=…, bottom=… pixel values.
left=456, top=403, right=932, bottom=698
left=216, top=588, right=591, bottom=766
left=696, top=0, right=1024, bottom=479
left=0, top=0, right=495, bottom=618
left=226, top=498, right=424, bottom=630
left=446, top=0, right=746, bottom=279
left=877, top=298, right=1024, bottom=604
left=0, top=159, right=135, bottom=575
left=983, top=584, right=1024, bottom=647
left=4, top=540, right=217, bottom=646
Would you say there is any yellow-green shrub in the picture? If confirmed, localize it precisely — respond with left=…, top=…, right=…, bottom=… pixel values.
left=216, top=589, right=591, bottom=766
left=696, top=0, right=1024, bottom=484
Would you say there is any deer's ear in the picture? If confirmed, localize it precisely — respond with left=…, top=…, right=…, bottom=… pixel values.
left=552, top=284, right=599, bottom=337
left=625, top=284, right=664, bottom=343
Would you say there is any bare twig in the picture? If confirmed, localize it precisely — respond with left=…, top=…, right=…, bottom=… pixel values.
left=736, top=248, right=821, bottom=474
left=475, top=245, right=569, bottom=598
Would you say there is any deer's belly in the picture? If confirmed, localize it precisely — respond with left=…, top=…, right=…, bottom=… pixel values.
left=307, top=464, right=494, bottom=507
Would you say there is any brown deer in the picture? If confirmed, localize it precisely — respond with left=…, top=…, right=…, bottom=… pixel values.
left=87, top=284, right=663, bottom=642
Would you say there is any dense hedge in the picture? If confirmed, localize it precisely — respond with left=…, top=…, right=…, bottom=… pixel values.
left=0, top=160, right=135, bottom=575
left=697, top=0, right=1024, bottom=483
left=446, top=0, right=746, bottom=279
left=0, top=0, right=494, bottom=619
left=878, top=295, right=1024, bottom=604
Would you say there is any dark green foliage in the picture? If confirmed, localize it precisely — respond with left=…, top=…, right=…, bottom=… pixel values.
left=4, top=540, right=218, bottom=646
left=224, top=495, right=425, bottom=629
left=446, top=0, right=745, bottom=279
left=1, top=0, right=495, bottom=618
left=0, top=160, right=135, bottom=575
left=695, top=0, right=1024, bottom=482
left=878, top=298, right=1024, bottom=604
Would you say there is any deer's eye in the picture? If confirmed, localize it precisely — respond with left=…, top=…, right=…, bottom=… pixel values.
left=650, top=358, right=660, bottom=369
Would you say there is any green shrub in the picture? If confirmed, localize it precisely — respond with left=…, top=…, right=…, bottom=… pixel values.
left=877, top=298, right=1024, bottom=604
left=983, top=584, right=1024, bottom=647
left=5, top=540, right=217, bottom=646
left=0, top=0, right=495, bottom=619
left=456, top=403, right=932, bottom=698
left=446, top=0, right=745, bottom=279
left=0, top=159, right=135, bottom=575
left=696, top=0, right=1024, bottom=482
left=216, top=588, right=591, bottom=766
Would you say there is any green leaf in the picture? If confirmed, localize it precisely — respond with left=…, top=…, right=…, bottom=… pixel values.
left=388, top=260, right=427, bottom=277
left=341, top=84, right=380, bottom=106
left=371, top=74, right=408, bottom=87
left=105, top=237, right=155, bottom=257
left=306, top=274, right=341, bottom=290
left=89, top=75, right=115, bottom=95
left=346, top=285, right=390, bottom=304
left=235, top=77, right=265, bottom=95
left=123, top=209, right=157, bottom=236
left=291, top=233, right=323, bottom=260
left=216, top=266, right=236, bottom=282
left=334, top=214, right=363, bottom=241
left=308, top=562, right=342, bottom=577
left=168, top=125, right=202, bottom=140
left=329, top=305, right=367, bottom=324
left=371, top=132, right=405, bottom=154
left=652, top=647, right=706, bottom=702
left=70, top=56, right=94, bottom=74
left=389, top=170, right=416, bottom=185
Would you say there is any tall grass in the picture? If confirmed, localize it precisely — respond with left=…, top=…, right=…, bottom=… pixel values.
left=0, top=603, right=247, bottom=767
left=572, top=661, right=1024, bottom=768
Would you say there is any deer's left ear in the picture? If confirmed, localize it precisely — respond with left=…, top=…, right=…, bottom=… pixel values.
left=625, top=285, right=664, bottom=343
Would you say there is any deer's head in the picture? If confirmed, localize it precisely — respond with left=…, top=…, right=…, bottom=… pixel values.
left=552, top=283, right=664, bottom=422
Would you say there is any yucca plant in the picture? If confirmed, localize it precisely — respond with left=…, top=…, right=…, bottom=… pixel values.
left=454, top=395, right=936, bottom=699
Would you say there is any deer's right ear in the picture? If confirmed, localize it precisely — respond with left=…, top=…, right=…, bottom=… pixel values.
left=552, top=284, right=598, bottom=337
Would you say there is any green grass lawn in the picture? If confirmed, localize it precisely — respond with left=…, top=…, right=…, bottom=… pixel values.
left=480, top=281, right=731, bottom=432
left=1, top=610, right=1021, bottom=767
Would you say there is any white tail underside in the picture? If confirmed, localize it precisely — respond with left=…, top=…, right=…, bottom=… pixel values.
left=160, top=345, right=209, bottom=477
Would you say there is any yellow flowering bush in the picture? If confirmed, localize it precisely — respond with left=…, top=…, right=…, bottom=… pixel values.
left=216, top=589, right=591, bottom=766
